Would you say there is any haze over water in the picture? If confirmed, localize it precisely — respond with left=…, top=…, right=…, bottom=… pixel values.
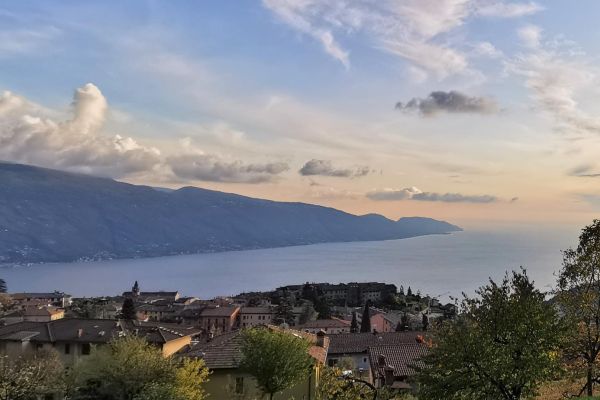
left=0, top=226, right=578, bottom=301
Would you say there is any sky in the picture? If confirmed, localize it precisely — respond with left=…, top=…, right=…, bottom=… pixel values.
left=1, top=1, right=600, bottom=230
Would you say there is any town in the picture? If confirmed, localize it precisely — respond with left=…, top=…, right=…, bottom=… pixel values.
left=0, top=280, right=454, bottom=399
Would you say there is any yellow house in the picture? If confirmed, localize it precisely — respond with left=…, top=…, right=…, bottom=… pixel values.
left=181, top=325, right=329, bottom=400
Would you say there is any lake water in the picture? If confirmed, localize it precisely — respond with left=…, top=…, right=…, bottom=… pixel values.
left=0, top=226, right=579, bottom=301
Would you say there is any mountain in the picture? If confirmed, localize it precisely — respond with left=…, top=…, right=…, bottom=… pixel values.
left=0, top=162, right=462, bottom=265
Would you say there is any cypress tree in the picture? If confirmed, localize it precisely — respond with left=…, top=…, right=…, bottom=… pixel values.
left=422, top=313, right=429, bottom=331
left=121, top=298, right=137, bottom=320
left=350, top=311, right=359, bottom=333
left=360, top=300, right=372, bottom=333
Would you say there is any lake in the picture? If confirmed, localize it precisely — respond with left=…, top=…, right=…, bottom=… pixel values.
left=0, top=226, right=579, bottom=301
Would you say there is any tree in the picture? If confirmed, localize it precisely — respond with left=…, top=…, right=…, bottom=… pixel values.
left=316, top=367, right=376, bottom=400
left=407, top=286, right=413, bottom=297
left=556, top=219, right=600, bottom=396
left=240, top=327, right=314, bottom=400
left=314, top=296, right=332, bottom=320
left=69, top=336, right=208, bottom=400
left=396, top=312, right=409, bottom=332
left=360, top=300, right=371, bottom=333
left=0, top=349, right=64, bottom=400
left=415, top=270, right=562, bottom=400
left=0, top=279, right=6, bottom=294
left=350, top=312, right=359, bottom=333
left=121, top=297, right=137, bottom=320
left=399, top=285, right=405, bottom=296
left=273, top=292, right=296, bottom=326
left=422, top=313, right=429, bottom=331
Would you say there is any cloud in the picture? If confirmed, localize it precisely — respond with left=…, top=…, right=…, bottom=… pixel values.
left=0, top=84, right=289, bottom=183
left=473, top=41, right=503, bottom=59
left=262, top=0, right=540, bottom=79
left=0, top=83, right=161, bottom=178
left=299, top=159, right=370, bottom=178
left=395, top=91, right=498, bottom=116
left=168, top=153, right=289, bottom=183
left=476, top=1, right=543, bottom=18
left=568, top=164, right=600, bottom=178
left=508, top=26, right=600, bottom=136
left=366, top=187, right=497, bottom=203
left=0, top=26, right=61, bottom=57
left=517, top=25, right=542, bottom=48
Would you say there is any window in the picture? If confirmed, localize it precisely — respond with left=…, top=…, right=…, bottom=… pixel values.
left=65, top=343, right=70, bottom=354
left=235, top=377, right=244, bottom=394
left=328, top=359, right=338, bottom=367
left=81, top=343, right=91, bottom=355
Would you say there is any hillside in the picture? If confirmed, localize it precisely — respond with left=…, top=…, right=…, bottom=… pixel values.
left=0, top=162, right=462, bottom=264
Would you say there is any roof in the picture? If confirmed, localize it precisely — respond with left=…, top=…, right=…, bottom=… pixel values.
left=239, top=307, right=274, bottom=314
left=200, top=306, right=240, bottom=317
left=122, top=291, right=179, bottom=298
left=0, top=319, right=201, bottom=344
left=299, top=318, right=350, bottom=329
left=182, top=326, right=329, bottom=369
left=11, top=292, right=69, bottom=299
left=23, top=306, right=64, bottom=316
left=368, top=344, right=428, bottom=378
left=327, top=332, right=425, bottom=354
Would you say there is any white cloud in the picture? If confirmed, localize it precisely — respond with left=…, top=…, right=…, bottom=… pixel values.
left=508, top=26, right=600, bottom=136
left=518, top=25, right=542, bottom=48
left=0, top=26, right=61, bottom=56
left=473, top=41, right=503, bottom=58
left=262, top=0, right=540, bottom=79
left=0, top=84, right=289, bottom=183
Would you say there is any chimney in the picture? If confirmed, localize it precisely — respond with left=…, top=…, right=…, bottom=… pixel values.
left=377, top=354, right=386, bottom=367
left=316, top=330, right=326, bottom=347
left=77, top=328, right=83, bottom=338
left=384, top=365, right=395, bottom=386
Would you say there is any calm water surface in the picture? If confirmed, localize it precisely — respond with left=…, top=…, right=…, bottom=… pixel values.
left=0, top=227, right=578, bottom=300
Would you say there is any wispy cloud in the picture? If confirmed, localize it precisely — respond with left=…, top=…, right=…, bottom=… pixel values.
left=568, top=164, right=600, bottom=178
left=262, top=0, right=541, bottom=78
left=366, top=187, right=498, bottom=203
left=396, top=90, right=498, bottom=116
left=508, top=25, right=600, bottom=136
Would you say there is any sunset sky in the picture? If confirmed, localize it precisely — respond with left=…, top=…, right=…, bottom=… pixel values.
left=1, top=1, right=600, bottom=229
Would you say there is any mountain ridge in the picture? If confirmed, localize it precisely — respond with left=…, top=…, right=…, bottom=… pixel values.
left=0, top=162, right=462, bottom=265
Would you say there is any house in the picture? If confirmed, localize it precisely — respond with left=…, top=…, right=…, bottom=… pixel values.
left=136, top=303, right=178, bottom=322
left=239, top=306, right=275, bottom=328
left=368, top=344, right=428, bottom=391
left=326, top=332, right=425, bottom=382
left=198, top=306, right=241, bottom=334
left=181, top=325, right=328, bottom=399
left=11, top=292, right=72, bottom=308
left=0, top=318, right=202, bottom=366
left=298, top=318, right=351, bottom=334
left=1, top=306, right=65, bottom=325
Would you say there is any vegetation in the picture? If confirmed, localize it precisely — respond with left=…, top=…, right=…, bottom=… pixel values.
left=68, top=336, right=209, bottom=400
left=557, top=219, right=600, bottom=397
left=273, top=292, right=296, bottom=326
left=121, top=297, right=137, bottom=320
left=415, top=269, right=563, bottom=400
left=350, top=311, right=358, bottom=333
left=0, top=350, right=64, bottom=400
left=240, top=327, right=314, bottom=400
left=360, top=300, right=372, bottom=333
left=0, top=279, right=6, bottom=294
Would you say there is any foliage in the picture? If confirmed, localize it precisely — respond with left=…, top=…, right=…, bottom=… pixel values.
left=121, top=297, right=137, bottom=320
left=0, top=349, right=64, bottom=400
left=240, top=327, right=313, bottom=400
left=316, top=367, right=376, bottom=400
left=0, top=278, right=6, bottom=294
left=556, top=219, right=600, bottom=397
left=273, top=292, right=296, bottom=326
left=314, top=296, right=332, bottom=319
left=350, top=311, right=358, bottom=333
left=396, top=312, right=409, bottom=332
left=415, top=269, right=563, bottom=400
left=360, top=300, right=372, bottom=333
left=422, top=313, right=429, bottom=331
left=68, top=336, right=209, bottom=400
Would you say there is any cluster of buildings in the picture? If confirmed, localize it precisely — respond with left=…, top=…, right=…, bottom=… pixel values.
left=0, top=281, right=447, bottom=398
